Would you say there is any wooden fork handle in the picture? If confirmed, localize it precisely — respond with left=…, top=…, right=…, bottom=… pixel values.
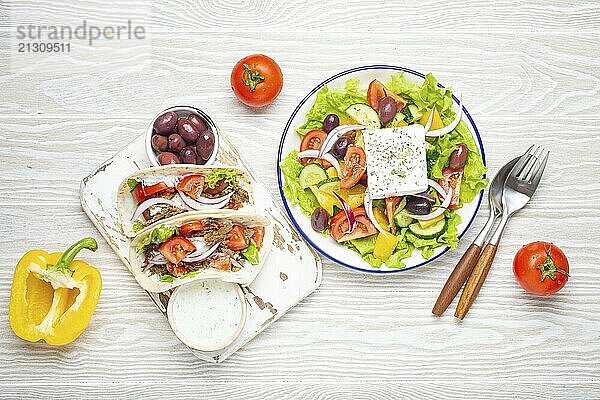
left=454, top=244, right=498, bottom=320
left=432, top=243, right=481, bottom=316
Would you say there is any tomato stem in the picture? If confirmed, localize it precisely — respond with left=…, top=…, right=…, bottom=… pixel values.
left=241, top=64, right=265, bottom=92
left=537, top=245, right=569, bottom=281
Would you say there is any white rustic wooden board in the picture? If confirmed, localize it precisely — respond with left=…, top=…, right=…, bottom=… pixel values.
left=0, top=0, right=599, bottom=398
left=80, top=131, right=322, bottom=363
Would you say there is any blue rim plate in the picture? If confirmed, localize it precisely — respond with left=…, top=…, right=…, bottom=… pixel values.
left=277, top=65, right=486, bottom=274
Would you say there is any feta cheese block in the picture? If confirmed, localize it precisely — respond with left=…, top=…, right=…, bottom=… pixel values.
left=362, top=125, right=428, bottom=199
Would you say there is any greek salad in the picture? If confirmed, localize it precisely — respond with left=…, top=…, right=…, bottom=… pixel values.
left=280, top=72, right=487, bottom=268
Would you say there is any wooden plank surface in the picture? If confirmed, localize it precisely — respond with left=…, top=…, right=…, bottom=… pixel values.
left=1, top=0, right=599, bottom=398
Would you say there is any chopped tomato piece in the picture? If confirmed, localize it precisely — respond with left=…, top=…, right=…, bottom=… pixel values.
left=340, top=145, right=366, bottom=189
left=330, top=207, right=377, bottom=242
left=132, top=184, right=146, bottom=205
left=367, top=79, right=408, bottom=111
left=251, top=226, right=265, bottom=250
left=226, top=225, right=250, bottom=251
left=132, top=181, right=172, bottom=205
left=211, top=254, right=232, bottom=271
left=438, top=167, right=463, bottom=209
left=166, top=263, right=189, bottom=277
left=385, top=196, right=402, bottom=234
left=144, top=182, right=171, bottom=197
left=158, top=236, right=196, bottom=264
left=179, top=221, right=206, bottom=237
left=176, top=174, right=205, bottom=199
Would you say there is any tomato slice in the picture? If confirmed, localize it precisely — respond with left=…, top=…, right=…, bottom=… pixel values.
left=144, top=182, right=171, bottom=197
left=158, top=236, right=196, bottom=264
left=176, top=175, right=205, bottom=199
left=131, top=181, right=172, bottom=205
left=226, top=225, right=250, bottom=251
left=438, top=167, right=463, bottom=209
left=367, top=79, right=408, bottom=111
left=330, top=207, right=377, bottom=242
left=166, top=263, right=189, bottom=277
left=179, top=221, right=206, bottom=237
left=299, top=130, right=331, bottom=168
left=211, top=254, right=232, bottom=271
left=340, top=145, right=367, bottom=189
left=132, top=184, right=147, bottom=204
left=251, top=226, right=265, bottom=250
left=385, top=196, right=402, bottom=234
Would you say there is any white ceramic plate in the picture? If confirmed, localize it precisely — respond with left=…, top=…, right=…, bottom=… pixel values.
left=277, top=65, right=486, bottom=274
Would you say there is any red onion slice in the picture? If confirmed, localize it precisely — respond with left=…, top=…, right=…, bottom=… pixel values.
left=332, top=192, right=356, bottom=233
left=178, top=192, right=230, bottom=211
left=426, top=94, right=463, bottom=137
left=413, top=192, right=436, bottom=202
left=297, top=150, right=342, bottom=175
left=231, top=258, right=244, bottom=270
left=147, top=253, right=168, bottom=265
left=182, top=242, right=220, bottom=263
left=318, top=124, right=365, bottom=157
left=131, top=197, right=179, bottom=222
left=364, top=191, right=386, bottom=233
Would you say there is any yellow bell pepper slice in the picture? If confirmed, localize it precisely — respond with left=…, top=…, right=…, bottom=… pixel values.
left=9, top=238, right=102, bottom=346
left=373, top=231, right=399, bottom=262
left=420, top=107, right=444, bottom=130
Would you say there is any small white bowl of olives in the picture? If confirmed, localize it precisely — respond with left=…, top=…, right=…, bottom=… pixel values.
left=146, top=106, right=219, bottom=167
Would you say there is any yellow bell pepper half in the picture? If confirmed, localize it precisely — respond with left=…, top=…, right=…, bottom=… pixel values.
left=9, top=238, right=102, bottom=346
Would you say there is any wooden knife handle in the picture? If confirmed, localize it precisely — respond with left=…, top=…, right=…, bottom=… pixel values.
left=432, top=243, right=481, bottom=316
left=454, top=244, right=498, bottom=320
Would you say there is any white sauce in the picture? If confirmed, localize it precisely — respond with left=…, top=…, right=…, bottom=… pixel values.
left=168, top=280, right=245, bottom=351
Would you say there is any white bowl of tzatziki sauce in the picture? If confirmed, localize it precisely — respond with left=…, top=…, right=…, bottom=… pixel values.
left=167, top=280, right=246, bottom=352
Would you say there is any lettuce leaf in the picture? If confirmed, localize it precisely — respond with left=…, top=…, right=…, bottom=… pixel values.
left=137, top=225, right=178, bottom=251
left=296, top=78, right=367, bottom=136
left=205, top=168, right=238, bottom=194
left=280, top=151, right=319, bottom=216
left=241, top=240, right=260, bottom=265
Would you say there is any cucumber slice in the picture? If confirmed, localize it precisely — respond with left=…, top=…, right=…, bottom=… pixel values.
left=408, top=218, right=447, bottom=239
left=394, top=212, right=414, bottom=228
left=317, top=177, right=340, bottom=193
left=346, top=104, right=381, bottom=129
left=299, top=163, right=327, bottom=189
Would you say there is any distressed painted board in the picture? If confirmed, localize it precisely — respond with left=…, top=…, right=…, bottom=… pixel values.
left=80, top=132, right=322, bottom=363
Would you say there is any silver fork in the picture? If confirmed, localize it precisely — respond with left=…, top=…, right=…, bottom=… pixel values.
left=455, top=145, right=549, bottom=320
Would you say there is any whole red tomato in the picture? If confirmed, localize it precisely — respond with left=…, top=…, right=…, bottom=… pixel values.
left=231, top=54, right=283, bottom=107
left=513, top=241, right=569, bottom=296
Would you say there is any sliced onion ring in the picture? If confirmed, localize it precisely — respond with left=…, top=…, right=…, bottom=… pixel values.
left=413, top=192, right=435, bottom=202
left=131, top=197, right=179, bottom=222
left=182, top=242, right=220, bottom=263
left=318, top=124, right=365, bottom=157
left=426, top=94, right=463, bottom=137
left=403, top=179, right=453, bottom=220
left=147, top=253, right=168, bottom=265
left=332, top=192, right=356, bottom=233
left=230, top=258, right=244, bottom=270
left=178, top=191, right=230, bottom=211
left=178, top=189, right=233, bottom=205
left=424, top=106, right=435, bottom=132
left=297, top=149, right=342, bottom=175
left=364, top=191, right=386, bottom=233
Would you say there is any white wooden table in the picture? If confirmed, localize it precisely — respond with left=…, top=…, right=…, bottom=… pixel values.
left=1, top=1, right=599, bottom=398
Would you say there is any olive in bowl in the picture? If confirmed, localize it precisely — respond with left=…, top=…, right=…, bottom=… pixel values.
left=146, top=107, right=219, bottom=167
